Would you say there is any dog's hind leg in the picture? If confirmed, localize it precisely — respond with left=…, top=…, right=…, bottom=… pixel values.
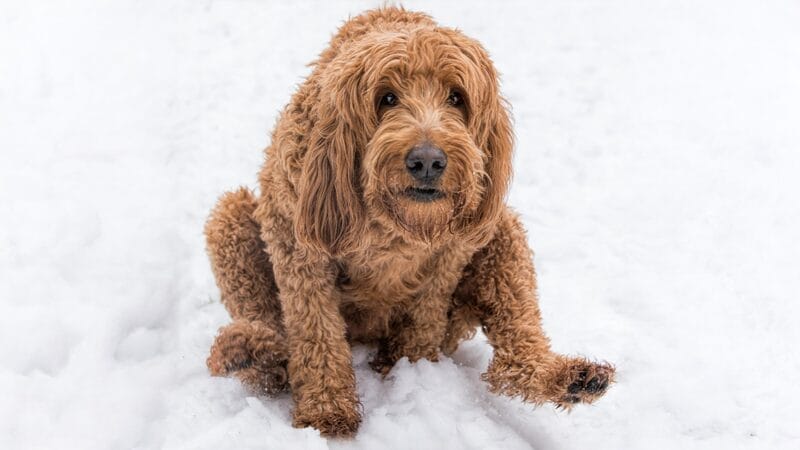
left=453, top=209, right=615, bottom=409
left=205, top=188, right=283, bottom=328
left=205, top=188, right=288, bottom=394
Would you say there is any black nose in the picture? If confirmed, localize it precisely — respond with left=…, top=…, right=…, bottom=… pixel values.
left=405, top=145, right=447, bottom=182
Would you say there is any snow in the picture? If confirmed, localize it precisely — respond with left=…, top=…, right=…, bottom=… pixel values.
left=2, top=0, right=800, bottom=448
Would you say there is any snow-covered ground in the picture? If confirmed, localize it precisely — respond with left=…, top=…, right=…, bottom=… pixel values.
left=2, top=1, right=800, bottom=448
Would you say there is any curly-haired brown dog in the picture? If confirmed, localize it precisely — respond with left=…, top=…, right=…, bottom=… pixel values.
left=205, top=7, right=614, bottom=437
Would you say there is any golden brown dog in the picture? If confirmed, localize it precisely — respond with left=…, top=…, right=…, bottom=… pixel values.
left=205, top=7, right=614, bottom=437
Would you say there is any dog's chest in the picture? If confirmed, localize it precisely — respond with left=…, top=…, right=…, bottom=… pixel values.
left=336, top=242, right=439, bottom=309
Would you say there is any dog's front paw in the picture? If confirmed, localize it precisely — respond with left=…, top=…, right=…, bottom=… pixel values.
left=293, top=393, right=362, bottom=437
left=483, top=354, right=615, bottom=408
left=368, top=336, right=442, bottom=376
left=552, top=358, right=615, bottom=409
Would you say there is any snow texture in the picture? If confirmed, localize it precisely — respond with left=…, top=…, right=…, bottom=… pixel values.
left=2, top=1, right=800, bottom=449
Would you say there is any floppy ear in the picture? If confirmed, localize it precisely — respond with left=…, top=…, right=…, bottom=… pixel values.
left=443, top=31, right=514, bottom=244
left=451, top=36, right=515, bottom=245
left=295, top=67, right=368, bottom=256
left=471, top=95, right=514, bottom=243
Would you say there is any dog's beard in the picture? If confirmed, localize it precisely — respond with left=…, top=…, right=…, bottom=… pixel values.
left=363, top=165, right=484, bottom=243
left=365, top=183, right=474, bottom=244
left=390, top=193, right=453, bottom=241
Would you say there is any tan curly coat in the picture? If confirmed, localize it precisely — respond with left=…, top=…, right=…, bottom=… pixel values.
left=205, top=7, right=614, bottom=437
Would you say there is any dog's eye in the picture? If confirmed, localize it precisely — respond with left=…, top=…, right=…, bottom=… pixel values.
left=447, top=91, right=464, bottom=107
left=379, top=92, right=398, bottom=107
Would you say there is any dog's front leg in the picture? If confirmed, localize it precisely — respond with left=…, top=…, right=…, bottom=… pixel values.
left=457, top=210, right=615, bottom=408
left=261, top=215, right=361, bottom=437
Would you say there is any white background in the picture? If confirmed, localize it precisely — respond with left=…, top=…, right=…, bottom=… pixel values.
left=2, top=1, right=799, bottom=448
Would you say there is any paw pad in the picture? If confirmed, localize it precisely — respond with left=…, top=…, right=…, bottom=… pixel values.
left=559, top=362, right=614, bottom=407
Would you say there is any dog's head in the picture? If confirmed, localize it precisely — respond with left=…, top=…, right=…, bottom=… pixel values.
left=296, top=24, right=513, bottom=255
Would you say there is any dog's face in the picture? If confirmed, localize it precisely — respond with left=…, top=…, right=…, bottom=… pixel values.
left=362, top=31, right=488, bottom=241
left=297, top=27, right=513, bottom=254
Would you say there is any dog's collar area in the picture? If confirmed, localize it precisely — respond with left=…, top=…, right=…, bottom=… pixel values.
left=405, top=186, right=445, bottom=202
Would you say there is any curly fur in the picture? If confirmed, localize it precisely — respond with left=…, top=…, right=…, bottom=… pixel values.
left=205, top=7, right=614, bottom=437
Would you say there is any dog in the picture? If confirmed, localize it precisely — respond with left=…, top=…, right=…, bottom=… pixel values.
left=204, top=7, right=614, bottom=437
